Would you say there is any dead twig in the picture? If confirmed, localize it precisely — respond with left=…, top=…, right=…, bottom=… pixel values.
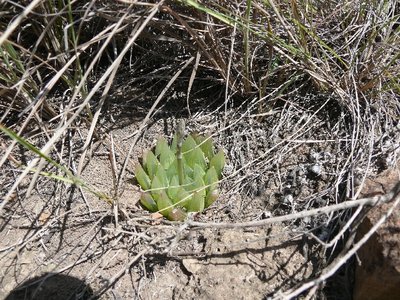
left=277, top=181, right=400, bottom=300
left=187, top=182, right=400, bottom=229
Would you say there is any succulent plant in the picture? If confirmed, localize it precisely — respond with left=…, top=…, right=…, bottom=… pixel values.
left=134, top=121, right=225, bottom=221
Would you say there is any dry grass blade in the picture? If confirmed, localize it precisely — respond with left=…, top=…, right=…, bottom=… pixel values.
left=0, top=0, right=43, bottom=46
left=161, top=5, right=230, bottom=85
left=186, top=51, right=202, bottom=115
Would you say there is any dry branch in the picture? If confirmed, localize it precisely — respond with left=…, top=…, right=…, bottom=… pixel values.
left=187, top=182, right=400, bottom=229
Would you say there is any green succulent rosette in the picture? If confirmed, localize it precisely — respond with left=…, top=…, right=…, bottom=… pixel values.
left=134, top=132, right=224, bottom=221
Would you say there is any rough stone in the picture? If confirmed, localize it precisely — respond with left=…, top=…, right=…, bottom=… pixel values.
left=353, top=163, right=400, bottom=300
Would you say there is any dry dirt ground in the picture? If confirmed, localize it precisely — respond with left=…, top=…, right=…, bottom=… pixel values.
left=1, top=89, right=398, bottom=299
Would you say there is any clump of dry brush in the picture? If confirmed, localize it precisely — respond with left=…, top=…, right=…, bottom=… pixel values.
left=1, top=0, right=398, bottom=145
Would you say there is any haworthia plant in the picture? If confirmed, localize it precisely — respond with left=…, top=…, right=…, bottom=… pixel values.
left=134, top=121, right=225, bottom=221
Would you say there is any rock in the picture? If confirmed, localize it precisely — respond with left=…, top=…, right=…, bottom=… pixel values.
left=182, top=258, right=204, bottom=274
left=353, top=163, right=400, bottom=300
left=309, top=164, right=322, bottom=176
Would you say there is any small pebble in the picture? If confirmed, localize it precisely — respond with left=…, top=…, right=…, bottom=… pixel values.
left=283, top=194, right=294, bottom=205
left=309, top=164, right=322, bottom=175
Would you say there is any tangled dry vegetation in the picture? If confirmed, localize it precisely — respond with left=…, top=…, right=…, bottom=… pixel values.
left=0, top=1, right=399, bottom=299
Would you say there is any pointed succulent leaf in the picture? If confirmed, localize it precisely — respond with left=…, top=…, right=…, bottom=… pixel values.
left=176, top=187, right=191, bottom=207
left=193, top=133, right=214, bottom=160
left=191, top=133, right=201, bottom=144
left=134, top=163, right=151, bottom=190
left=159, top=148, right=174, bottom=169
left=143, top=150, right=159, bottom=179
left=188, top=147, right=206, bottom=170
left=186, top=190, right=205, bottom=212
left=157, top=190, right=174, bottom=217
left=188, top=172, right=206, bottom=196
left=204, top=167, right=219, bottom=208
left=168, top=175, right=180, bottom=203
left=140, top=192, right=158, bottom=212
left=168, top=207, right=187, bottom=221
left=183, top=163, right=193, bottom=184
left=201, top=136, right=214, bottom=161
left=155, top=137, right=168, bottom=156
left=193, top=164, right=206, bottom=183
left=209, top=149, right=225, bottom=178
left=151, top=173, right=164, bottom=201
left=154, top=166, right=168, bottom=190
left=182, top=134, right=197, bottom=154
left=204, top=166, right=218, bottom=192
left=155, top=137, right=175, bottom=169
left=166, top=157, right=178, bottom=179
left=205, top=188, right=219, bottom=208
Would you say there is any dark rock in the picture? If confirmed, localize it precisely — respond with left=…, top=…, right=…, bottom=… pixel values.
left=353, top=163, right=400, bottom=300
